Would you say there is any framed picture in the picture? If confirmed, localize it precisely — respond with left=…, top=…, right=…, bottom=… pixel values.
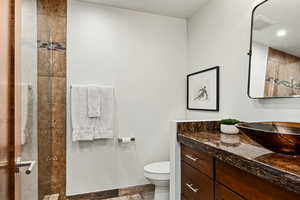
left=187, top=66, right=219, bottom=111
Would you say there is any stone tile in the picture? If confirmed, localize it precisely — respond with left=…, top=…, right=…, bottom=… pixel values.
left=67, top=185, right=154, bottom=200
left=38, top=112, right=51, bottom=133
left=37, top=14, right=67, bottom=43
left=103, top=194, right=145, bottom=200
left=51, top=50, right=66, bottom=77
left=43, top=194, right=60, bottom=200
left=51, top=103, right=66, bottom=129
left=68, top=189, right=118, bottom=200
left=38, top=181, right=52, bottom=200
left=134, top=185, right=154, bottom=195
left=118, top=185, right=154, bottom=197
left=51, top=128, right=66, bottom=194
left=37, top=76, right=52, bottom=133
left=51, top=154, right=65, bottom=193
left=38, top=77, right=53, bottom=200
left=38, top=48, right=51, bottom=76
left=103, top=196, right=129, bottom=200
left=38, top=76, right=52, bottom=104
left=128, top=194, right=142, bottom=200
left=67, top=196, right=92, bottom=200
left=67, top=194, right=93, bottom=200
left=37, top=14, right=51, bottom=41
left=37, top=0, right=67, bottom=199
left=49, top=15, right=67, bottom=43
left=52, top=77, right=66, bottom=105
left=140, top=192, right=154, bottom=200
left=37, top=0, right=67, bottom=17
left=37, top=76, right=66, bottom=105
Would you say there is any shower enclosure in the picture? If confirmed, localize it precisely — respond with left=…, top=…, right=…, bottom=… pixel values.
left=17, top=0, right=67, bottom=199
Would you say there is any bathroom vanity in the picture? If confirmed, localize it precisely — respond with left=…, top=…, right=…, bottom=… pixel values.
left=177, top=121, right=300, bottom=200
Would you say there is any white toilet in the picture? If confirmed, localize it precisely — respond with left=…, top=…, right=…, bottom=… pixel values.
left=144, top=161, right=170, bottom=200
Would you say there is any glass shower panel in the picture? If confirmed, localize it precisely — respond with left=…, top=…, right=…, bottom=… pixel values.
left=20, top=0, right=38, bottom=199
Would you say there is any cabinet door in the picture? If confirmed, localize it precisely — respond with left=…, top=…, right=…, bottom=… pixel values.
left=181, top=145, right=214, bottom=178
left=181, top=161, right=214, bottom=200
left=216, top=160, right=300, bottom=200
left=215, top=183, right=244, bottom=200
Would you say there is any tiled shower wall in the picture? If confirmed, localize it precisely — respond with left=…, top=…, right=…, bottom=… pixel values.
left=264, top=48, right=300, bottom=97
left=37, top=0, right=67, bottom=199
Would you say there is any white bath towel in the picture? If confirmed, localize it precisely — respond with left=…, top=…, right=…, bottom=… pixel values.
left=71, top=85, right=94, bottom=141
left=87, top=86, right=101, bottom=118
left=93, top=86, right=114, bottom=139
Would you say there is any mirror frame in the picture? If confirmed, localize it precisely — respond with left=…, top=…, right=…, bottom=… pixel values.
left=247, top=0, right=300, bottom=99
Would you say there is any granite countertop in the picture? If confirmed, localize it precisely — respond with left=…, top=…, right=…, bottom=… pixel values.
left=178, top=131, right=300, bottom=194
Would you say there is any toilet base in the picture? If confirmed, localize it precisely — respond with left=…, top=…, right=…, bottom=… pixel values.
left=154, top=186, right=169, bottom=200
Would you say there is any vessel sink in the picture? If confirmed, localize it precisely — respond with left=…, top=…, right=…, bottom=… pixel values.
left=236, top=122, right=300, bottom=155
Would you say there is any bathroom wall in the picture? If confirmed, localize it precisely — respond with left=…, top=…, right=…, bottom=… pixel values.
left=264, top=48, right=300, bottom=97
left=37, top=0, right=67, bottom=198
left=187, top=0, right=300, bottom=122
left=67, top=0, right=187, bottom=195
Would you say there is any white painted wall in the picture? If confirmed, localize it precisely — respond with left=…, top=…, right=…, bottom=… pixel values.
left=67, top=0, right=187, bottom=195
left=187, top=0, right=300, bottom=122
left=250, top=42, right=269, bottom=97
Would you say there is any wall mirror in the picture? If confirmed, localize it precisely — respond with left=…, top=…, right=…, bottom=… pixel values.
left=248, top=0, right=300, bottom=98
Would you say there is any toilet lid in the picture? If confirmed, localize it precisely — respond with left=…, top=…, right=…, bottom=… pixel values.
left=144, top=161, right=170, bottom=174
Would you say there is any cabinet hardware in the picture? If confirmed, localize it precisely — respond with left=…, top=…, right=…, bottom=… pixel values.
left=185, top=154, right=198, bottom=162
left=186, top=183, right=199, bottom=193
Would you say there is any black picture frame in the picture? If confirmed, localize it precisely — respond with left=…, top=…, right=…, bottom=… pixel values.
left=187, top=66, right=220, bottom=111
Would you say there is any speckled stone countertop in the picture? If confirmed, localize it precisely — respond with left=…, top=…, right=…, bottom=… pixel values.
left=178, top=131, right=300, bottom=194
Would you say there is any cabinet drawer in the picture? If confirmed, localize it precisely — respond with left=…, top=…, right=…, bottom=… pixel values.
left=215, top=182, right=244, bottom=200
left=216, top=160, right=300, bottom=200
left=181, top=145, right=213, bottom=178
left=181, top=161, right=214, bottom=200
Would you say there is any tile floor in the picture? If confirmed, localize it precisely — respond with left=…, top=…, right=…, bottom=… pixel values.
left=104, top=192, right=154, bottom=200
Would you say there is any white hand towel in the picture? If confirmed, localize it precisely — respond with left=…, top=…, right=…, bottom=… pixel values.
left=93, top=87, right=114, bottom=139
left=87, top=86, right=101, bottom=118
left=21, top=84, right=30, bottom=145
left=71, top=85, right=94, bottom=141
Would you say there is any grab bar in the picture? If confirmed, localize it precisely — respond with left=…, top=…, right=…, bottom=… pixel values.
left=16, top=158, right=36, bottom=175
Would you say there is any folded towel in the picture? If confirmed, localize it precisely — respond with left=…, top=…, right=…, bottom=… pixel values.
left=93, top=86, right=114, bottom=139
left=71, top=85, right=94, bottom=141
left=87, top=86, right=101, bottom=118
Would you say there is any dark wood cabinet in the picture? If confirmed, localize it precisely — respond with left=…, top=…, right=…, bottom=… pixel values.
left=181, top=145, right=214, bottom=200
left=181, top=162, right=214, bottom=200
left=215, top=183, right=244, bottom=200
left=181, top=144, right=214, bottom=178
left=216, top=160, right=300, bottom=200
left=181, top=144, right=300, bottom=200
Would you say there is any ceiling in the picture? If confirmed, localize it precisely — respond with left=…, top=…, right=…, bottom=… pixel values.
left=253, top=0, right=300, bottom=57
left=78, top=0, right=209, bottom=18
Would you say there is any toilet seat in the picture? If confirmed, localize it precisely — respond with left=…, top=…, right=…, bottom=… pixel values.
left=144, top=161, right=170, bottom=181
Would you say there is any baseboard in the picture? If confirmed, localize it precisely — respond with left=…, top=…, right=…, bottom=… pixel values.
left=67, top=184, right=155, bottom=200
